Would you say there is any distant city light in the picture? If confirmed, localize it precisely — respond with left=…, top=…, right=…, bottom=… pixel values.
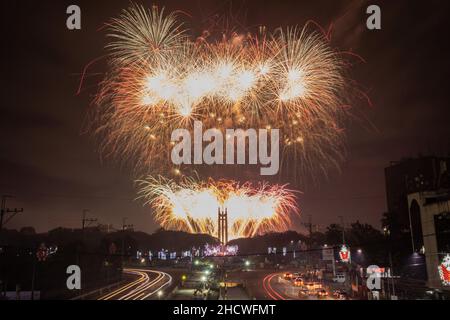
left=204, top=244, right=238, bottom=257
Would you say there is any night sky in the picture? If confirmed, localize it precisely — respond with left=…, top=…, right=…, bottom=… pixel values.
left=2, top=0, right=450, bottom=233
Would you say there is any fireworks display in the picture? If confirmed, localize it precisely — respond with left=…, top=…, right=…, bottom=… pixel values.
left=92, top=3, right=350, bottom=181
left=89, top=3, right=356, bottom=238
left=139, top=177, right=298, bottom=239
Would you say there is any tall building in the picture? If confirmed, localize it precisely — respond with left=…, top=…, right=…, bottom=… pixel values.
left=384, top=156, right=450, bottom=252
left=407, top=191, right=450, bottom=291
left=384, top=156, right=450, bottom=292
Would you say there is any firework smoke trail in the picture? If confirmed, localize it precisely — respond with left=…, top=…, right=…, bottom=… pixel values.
left=91, top=3, right=351, bottom=182
left=139, top=177, right=299, bottom=239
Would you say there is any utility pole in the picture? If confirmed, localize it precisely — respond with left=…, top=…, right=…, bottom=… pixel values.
left=389, top=251, right=396, bottom=299
left=0, top=195, right=24, bottom=232
left=121, top=218, right=133, bottom=267
left=308, top=215, right=312, bottom=237
left=301, top=215, right=313, bottom=240
left=122, top=218, right=133, bottom=231
left=81, top=209, right=97, bottom=230
left=405, top=175, right=416, bottom=253
left=302, top=214, right=313, bottom=268
left=79, top=209, right=97, bottom=267
left=338, top=216, right=345, bottom=244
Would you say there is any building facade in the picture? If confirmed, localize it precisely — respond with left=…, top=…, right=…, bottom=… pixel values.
left=384, top=156, right=450, bottom=252
left=407, top=191, right=450, bottom=291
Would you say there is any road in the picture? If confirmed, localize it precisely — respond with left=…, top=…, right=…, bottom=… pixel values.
left=98, top=268, right=172, bottom=300
left=228, top=270, right=337, bottom=300
left=262, top=272, right=336, bottom=300
left=262, top=272, right=289, bottom=300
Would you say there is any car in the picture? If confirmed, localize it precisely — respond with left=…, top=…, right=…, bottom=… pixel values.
left=332, top=273, right=346, bottom=283
left=283, top=272, right=293, bottom=280
left=337, top=292, right=348, bottom=300
left=305, top=281, right=322, bottom=290
left=333, top=290, right=342, bottom=297
left=298, top=289, right=309, bottom=297
left=332, top=290, right=348, bottom=299
left=304, top=282, right=315, bottom=291
left=293, top=277, right=304, bottom=287
left=317, top=289, right=328, bottom=298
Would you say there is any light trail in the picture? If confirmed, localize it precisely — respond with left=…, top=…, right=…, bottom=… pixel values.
left=262, top=273, right=288, bottom=300
left=98, top=269, right=147, bottom=300
left=98, top=268, right=172, bottom=300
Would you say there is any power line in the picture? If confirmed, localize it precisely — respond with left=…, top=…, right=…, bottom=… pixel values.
left=121, top=217, right=134, bottom=266
left=81, top=209, right=97, bottom=230
left=0, top=186, right=384, bottom=201
left=0, top=195, right=24, bottom=232
left=0, top=190, right=135, bottom=201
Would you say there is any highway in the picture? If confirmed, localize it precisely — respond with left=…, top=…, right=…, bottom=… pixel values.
left=98, top=268, right=172, bottom=300
left=262, top=272, right=337, bottom=300
left=218, top=269, right=340, bottom=300
left=227, top=269, right=287, bottom=300
left=263, top=273, right=289, bottom=300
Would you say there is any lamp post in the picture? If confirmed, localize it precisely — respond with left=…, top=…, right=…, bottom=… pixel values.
left=338, top=216, right=345, bottom=244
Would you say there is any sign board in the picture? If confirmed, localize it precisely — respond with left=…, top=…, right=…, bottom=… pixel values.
left=339, top=245, right=351, bottom=263
left=322, top=246, right=334, bottom=261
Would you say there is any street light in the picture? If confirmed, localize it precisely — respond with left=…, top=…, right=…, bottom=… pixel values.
left=245, top=260, right=250, bottom=267
left=357, top=249, right=362, bottom=254
left=201, top=275, right=207, bottom=282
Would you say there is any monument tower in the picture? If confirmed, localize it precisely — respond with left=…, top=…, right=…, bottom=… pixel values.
left=217, top=207, right=228, bottom=246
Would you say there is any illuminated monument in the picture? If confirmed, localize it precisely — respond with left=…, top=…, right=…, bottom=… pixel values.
left=203, top=208, right=237, bottom=256
left=217, top=207, right=228, bottom=245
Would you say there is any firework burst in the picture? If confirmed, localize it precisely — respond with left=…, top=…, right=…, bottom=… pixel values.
left=90, top=3, right=351, bottom=182
left=138, top=176, right=299, bottom=239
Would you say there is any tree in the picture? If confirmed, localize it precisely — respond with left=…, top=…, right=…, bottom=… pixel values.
left=347, top=220, right=386, bottom=265
left=324, top=224, right=343, bottom=245
left=347, top=221, right=384, bottom=246
left=19, top=226, right=36, bottom=235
